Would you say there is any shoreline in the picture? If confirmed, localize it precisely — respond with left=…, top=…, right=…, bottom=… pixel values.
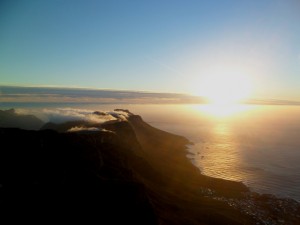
left=1, top=108, right=300, bottom=224
left=186, top=140, right=300, bottom=204
left=127, top=114, right=300, bottom=224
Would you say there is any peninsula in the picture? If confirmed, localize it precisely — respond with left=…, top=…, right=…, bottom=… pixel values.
left=0, top=109, right=299, bottom=224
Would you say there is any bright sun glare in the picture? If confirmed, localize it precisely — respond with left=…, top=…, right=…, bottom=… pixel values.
left=200, top=74, right=252, bottom=105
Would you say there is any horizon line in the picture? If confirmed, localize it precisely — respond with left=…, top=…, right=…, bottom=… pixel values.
left=1, top=84, right=300, bottom=106
left=0, top=84, right=190, bottom=96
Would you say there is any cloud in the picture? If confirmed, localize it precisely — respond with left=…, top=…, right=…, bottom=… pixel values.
left=67, top=126, right=116, bottom=133
left=108, top=111, right=129, bottom=121
left=43, top=108, right=126, bottom=124
left=67, top=126, right=100, bottom=132
left=41, top=107, right=135, bottom=124
left=245, top=99, right=300, bottom=105
left=0, top=86, right=205, bottom=104
left=14, top=107, right=132, bottom=125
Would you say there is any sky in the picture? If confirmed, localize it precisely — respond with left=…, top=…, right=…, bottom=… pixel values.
left=1, top=0, right=300, bottom=101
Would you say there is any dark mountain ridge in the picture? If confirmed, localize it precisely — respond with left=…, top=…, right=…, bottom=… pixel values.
left=0, top=108, right=44, bottom=130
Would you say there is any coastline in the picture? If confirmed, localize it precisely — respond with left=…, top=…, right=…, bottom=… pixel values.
left=0, top=108, right=299, bottom=224
left=127, top=114, right=300, bottom=225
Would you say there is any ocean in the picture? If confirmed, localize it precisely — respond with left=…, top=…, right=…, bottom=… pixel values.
left=2, top=103, right=300, bottom=202
left=133, top=104, right=300, bottom=202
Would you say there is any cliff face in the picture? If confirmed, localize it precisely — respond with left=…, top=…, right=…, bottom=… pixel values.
left=128, top=114, right=300, bottom=225
left=127, top=115, right=254, bottom=225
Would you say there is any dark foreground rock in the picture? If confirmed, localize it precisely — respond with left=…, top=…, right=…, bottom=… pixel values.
left=0, top=127, right=156, bottom=224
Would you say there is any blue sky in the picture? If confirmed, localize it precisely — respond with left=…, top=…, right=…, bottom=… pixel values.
left=1, top=0, right=300, bottom=100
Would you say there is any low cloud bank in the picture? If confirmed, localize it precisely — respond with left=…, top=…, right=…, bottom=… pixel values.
left=67, top=126, right=115, bottom=133
left=43, top=108, right=129, bottom=124
left=0, top=86, right=206, bottom=104
left=67, top=126, right=100, bottom=132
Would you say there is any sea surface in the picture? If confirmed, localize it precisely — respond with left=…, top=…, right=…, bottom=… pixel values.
left=135, top=104, right=300, bottom=202
left=1, top=103, right=300, bottom=202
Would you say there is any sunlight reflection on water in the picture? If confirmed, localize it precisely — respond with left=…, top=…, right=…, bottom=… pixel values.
left=127, top=104, right=300, bottom=202
left=185, top=105, right=300, bottom=201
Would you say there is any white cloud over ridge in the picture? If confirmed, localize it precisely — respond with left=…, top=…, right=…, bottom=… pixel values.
left=67, top=126, right=115, bottom=133
left=67, top=126, right=100, bottom=132
left=42, top=108, right=130, bottom=124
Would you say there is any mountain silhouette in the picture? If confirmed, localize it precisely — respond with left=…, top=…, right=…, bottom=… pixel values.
left=0, top=108, right=44, bottom=130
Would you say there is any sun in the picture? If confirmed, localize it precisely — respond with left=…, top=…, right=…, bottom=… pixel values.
left=200, top=74, right=252, bottom=105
